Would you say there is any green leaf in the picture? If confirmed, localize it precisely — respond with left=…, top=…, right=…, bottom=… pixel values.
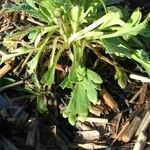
left=87, top=69, right=102, bottom=84
left=41, top=65, right=55, bottom=85
left=87, top=85, right=98, bottom=104
left=60, top=76, right=74, bottom=89
left=26, top=0, right=38, bottom=10
left=63, top=81, right=90, bottom=125
left=69, top=10, right=122, bottom=43
left=28, top=31, right=39, bottom=44
left=101, top=38, right=133, bottom=58
left=3, top=26, right=42, bottom=50
left=0, top=47, right=30, bottom=65
left=115, top=67, right=128, bottom=89
left=106, top=0, right=124, bottom=5
left=62, top=69, right=102, bottom=125
left=31, top=73, right=41, bottom=90
left=101, top=10, right=150, bottom=40
left=37, top=96, right=48, bottom=113
left=83, top=78, right=99, bottom=104
left=68, top=114, right=76, bottom=126
left=131, top=50, right=150, bottom=76
left=3, top=3, right=49, bottom=23
left=27, top=49, right=42, bottom=75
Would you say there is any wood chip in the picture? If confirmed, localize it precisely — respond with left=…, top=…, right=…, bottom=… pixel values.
left=75, top=130, right=100, bottom=142
left=0, top=63, right=12, bottom=79
left=112, top=121, right=130, bottom=144
left=89, top=105, right=103, bottom=116
left=130, top=74, right=150, bottom=83
left=139, top=84, right=147, bottom=104
left=133, top=132, right=147, bottom=150
left=76, top=122, right=92, bottom=131
left=115, top=112, right=123, bottom=135
left=100, top=89, right=119, bottom=111
left=85, top=117, right=108, bottom=124
left=136, top=111, right=150, bottom=136
left=129, top=85, right=143, bottom=103
left=77, top=143, right=110, bottom=150
left=121, top=116, right=141, bottom=143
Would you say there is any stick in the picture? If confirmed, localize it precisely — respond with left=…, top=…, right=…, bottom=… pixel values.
left=133, top=132, right=147, bottom=150
left=121, top=116, right=141, bottom=143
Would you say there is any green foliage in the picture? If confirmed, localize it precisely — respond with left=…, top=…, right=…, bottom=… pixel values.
left=1, top=0, right=150, bottom=125
left=63, top=69, right=102, bottom=125
left=115, top=67, right=128, bottom=89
